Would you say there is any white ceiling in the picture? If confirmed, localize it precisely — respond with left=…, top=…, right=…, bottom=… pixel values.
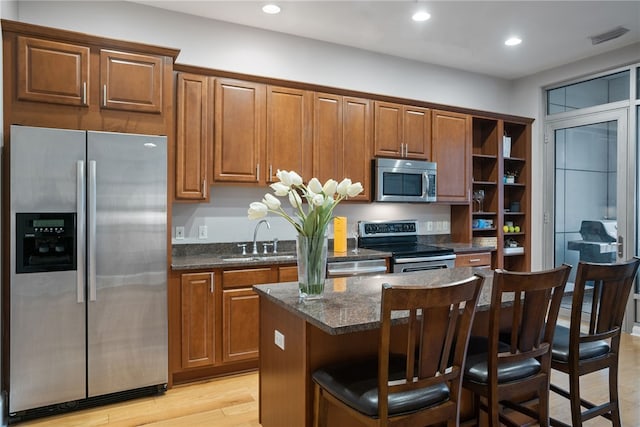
left=133, top=1, right=640, bottom=80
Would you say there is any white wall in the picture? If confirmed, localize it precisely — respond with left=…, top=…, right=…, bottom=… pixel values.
left=510, top=43, right=640, bottom=269
left=16, top=1, right=511, bottom=114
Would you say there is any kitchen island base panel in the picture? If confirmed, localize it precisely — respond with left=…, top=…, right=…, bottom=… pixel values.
left=260, top=297, right=421, bottom=427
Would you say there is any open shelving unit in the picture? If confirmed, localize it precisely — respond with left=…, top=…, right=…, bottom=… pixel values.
left=501, top=120, right=531, bottom=271
left=451, top=115, right=531, bottom=271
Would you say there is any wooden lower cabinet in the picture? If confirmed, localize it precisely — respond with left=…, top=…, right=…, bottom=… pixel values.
left=223, top=288, right=259, bottom=362
left=180, top=272, right=215, bottom=369
left=454, top=251, right=492, bottom=268
left=172, top=264, right=296, bottom=384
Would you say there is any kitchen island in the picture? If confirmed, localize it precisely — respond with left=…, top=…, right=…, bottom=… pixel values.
left=254, top=267, right=494, bottom=427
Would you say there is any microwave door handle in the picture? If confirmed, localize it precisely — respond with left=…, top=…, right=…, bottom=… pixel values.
left=423, top=171, right=430, bottom=198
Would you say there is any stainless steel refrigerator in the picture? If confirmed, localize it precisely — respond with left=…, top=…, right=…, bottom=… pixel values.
left=8, top=125, right=167, bottom=417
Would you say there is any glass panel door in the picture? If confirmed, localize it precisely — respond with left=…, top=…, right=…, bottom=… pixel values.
left=544, top=109, right=633, bottom=331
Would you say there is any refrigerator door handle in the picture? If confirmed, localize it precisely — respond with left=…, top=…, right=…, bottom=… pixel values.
left=88, top=160, right=97, bottom=301
left=77, top=160, right=86, bottom=303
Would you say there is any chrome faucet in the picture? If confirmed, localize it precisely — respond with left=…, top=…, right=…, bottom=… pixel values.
left=252, top=219, right=271, bottom=255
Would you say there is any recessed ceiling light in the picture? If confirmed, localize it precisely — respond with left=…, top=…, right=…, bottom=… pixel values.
left=412, top=11, right=431, bottom=22
left=505, top=37, right=522, bottom=46
left=262, top=4, right=281, bottom=14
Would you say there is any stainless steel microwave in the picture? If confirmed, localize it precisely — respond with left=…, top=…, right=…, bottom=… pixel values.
left=374, top=158, right=437, bottom=202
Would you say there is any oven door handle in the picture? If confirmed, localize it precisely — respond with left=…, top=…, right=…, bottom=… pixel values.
left=394, top=254, right=456, bottom=264
left=327, top=265, right=388, bottom=276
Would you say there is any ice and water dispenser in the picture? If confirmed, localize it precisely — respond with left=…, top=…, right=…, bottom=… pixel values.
left=16, top=212, right=76, bottom=273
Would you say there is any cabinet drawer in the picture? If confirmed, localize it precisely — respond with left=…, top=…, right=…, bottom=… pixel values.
left=455, top=252, right=491, bottom=268
left=221, top=268, right=275, bottom=289
left=278, top=265, right=298, bottom=283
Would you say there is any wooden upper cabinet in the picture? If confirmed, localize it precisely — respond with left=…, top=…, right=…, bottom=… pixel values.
left=16, top=36, right=90, bottom=106
left=342, top=97, right=372, bottom=201
left=214, top=78, right=266, bottom=183
left=175, top=73, right=212, bottom=201
left=374, top=101, right=402, bottom=157
left=403, top=105, right=431, bottom=159
left=374, top=101, right=430, bottom=160
left=181, top=272, right=215, bottom=369
left=313, top=92, right=342, bottom=183
left=313, top=94, right=372, bottom=201
left=100, top=49, right=163, bottom=113
left=266, top=86, right=312, bottom=182
left=431, top=110, right=471, bottom=203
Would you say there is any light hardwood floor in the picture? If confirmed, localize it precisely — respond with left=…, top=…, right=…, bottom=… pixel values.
left=17, top=333, right=640, bottom=426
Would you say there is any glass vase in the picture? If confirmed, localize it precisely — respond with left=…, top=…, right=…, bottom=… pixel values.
left=296, top=233, right=328, bottom=300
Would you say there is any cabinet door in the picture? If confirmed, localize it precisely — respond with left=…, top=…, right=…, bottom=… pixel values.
left=214, top=79, right=266, bottom=183
left=222, top=288, right=259, bottom=363
left=17, top=36, right=90, bottom=106
left=374, top=101, right=402, bottom=157
left=403, top=106, right=431, bottom=159
left=313, top=93, right=342, bottom=183
left=432, top=110, right=471, bottom=202
left=266, top=86, right=312, bottom=182
left=181, top=272, right=215, bottom=369
left=175, top=73, right=212, bottom=200
left=343, top=97, right=372, bottom=201
left=100, top=49, right=163, bottom=113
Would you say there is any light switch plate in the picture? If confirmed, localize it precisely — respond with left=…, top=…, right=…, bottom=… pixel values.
left=274, top=329, right=285, bottom=350
left=198, top=225, right=208, bottom=239
left=175, top=226, right=185, bottom=239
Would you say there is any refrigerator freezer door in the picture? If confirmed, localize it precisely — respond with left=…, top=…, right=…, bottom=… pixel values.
left=9, top=125, right=87, bottom=412
left=86, top=131, right=167, bottom=397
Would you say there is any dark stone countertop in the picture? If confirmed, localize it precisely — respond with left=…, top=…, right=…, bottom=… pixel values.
left=253, top=267, right=494, bottom=335
left=442, top=242, right=497, bottom=253
left=171, top=245, right=392, bottom=271
left=170, top=241, right=495, bottom=271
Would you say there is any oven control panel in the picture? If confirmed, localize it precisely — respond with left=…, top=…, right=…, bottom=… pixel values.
left=359, top=220, right=418, bottom=237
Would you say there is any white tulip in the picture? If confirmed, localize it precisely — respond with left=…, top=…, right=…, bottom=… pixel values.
left=270, top=182, right=290, bottom=196
left=308, top=177, right=323, bottom=194
left=322, top=179, right=337, bottom=196
left=289, top=190, right=302, bottom=209
left=289, top=170, right=303, bottom=186
left=262, top=193, right=281, bottom=210
left=312, top=193, right=325, bottom=206
left=248, top=202, right=268, bottom=220
left=336, top=178, right=352, bottom=196
left=347, top=182, right=364, bottom=197
left=276, top=169, right=292, bottom=186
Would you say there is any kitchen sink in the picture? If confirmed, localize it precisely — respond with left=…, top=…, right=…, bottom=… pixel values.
left=221, top=254, right=296, bottom=262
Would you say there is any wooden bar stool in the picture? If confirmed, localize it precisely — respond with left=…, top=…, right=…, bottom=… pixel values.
left=312, top=275, right=485, bottom=427
left=462, top=265, right=571, bottom=427
left=550, top=258, right=640, bottom=427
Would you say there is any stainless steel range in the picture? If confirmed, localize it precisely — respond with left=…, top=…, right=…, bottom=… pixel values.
left=357, top=219, right=456, bottom=273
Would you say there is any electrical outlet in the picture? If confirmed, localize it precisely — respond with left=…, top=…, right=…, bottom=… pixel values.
left=426, top=221, right=434, bottom=232
left=274, top=330, right=285, bottom=350
left=443, top=221, right=450, bottom=232
left=175, top=226, right=185, bottom=240
left=198, top=225, right=208, bottom=239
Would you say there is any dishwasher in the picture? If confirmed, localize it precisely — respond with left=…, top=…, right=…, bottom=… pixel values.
left=326, top=258, right=388, bottom=278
